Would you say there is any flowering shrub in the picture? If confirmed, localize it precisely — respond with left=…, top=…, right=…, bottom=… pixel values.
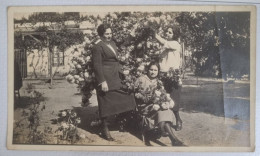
left=13, top=87, right=51, bottom=144
left=65, top=12, right=182, bottom=104
left=160, top=68, right=183, bottom=93
left=65, top=35, right=99, bottom=106
left=55, top=109, right=82, bottom=143
left=134, top=79, right=175, bottom=114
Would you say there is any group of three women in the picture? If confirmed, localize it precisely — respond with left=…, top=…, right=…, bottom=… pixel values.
left=91, top=24, right=183, bottom=146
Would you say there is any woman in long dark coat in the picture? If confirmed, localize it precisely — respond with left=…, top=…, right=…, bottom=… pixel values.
left=92, top=24, right=136, bottom=141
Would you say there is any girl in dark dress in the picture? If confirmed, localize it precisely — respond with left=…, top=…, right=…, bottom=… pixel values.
left=92, top=24, right=136, bottom=141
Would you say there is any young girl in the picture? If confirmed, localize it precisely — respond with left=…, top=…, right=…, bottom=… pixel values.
left=154, top=26, right=183, bottom=131
left=135, top=62, right=183, bottom=146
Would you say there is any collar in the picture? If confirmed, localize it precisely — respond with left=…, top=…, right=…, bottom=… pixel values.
left=143, top=75, right=158, bottom=82
left=100, top=37, right=113, bottom=45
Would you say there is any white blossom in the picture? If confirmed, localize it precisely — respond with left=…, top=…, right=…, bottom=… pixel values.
left=153, top=104, right=160, bottom=111
left=154, top=90, right=162, bottom=97
left=123, top=70, right=130, bottom=75
left=84, top=72, right=89, bottom=78
left=74, top=75, right=80, bottom=80
left=169, top=100, right=175, bottom=108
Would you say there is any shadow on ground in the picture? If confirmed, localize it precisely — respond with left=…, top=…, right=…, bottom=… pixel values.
left=181, top=79, right=250, bottom=120
left=14, top=96, right=48, bottom=110
left=71, top=105, right=169, bottom=144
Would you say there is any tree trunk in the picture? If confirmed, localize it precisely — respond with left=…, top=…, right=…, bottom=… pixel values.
left=47, top=37, right=53, bottom=86
left=49, top=48, right=53, bottom=86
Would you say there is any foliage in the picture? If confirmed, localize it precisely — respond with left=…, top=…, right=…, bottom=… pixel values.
left=134, top=78, right=175, bottom=116
left=15, top=11, right=250, bottom=79
left=176, top=12, right=250, bottom=78
left=13, top=89, right=51, bottom=144
left=14, top=12, right=86, bottom=82
left=54, top=109, right=82, bottom=143
left=63, top=11, right=250, bottom=104
left=25, top=83, right=35, bottom=93
left=160, top=68, right=182, bottom=93
left=14, top=12, right=81, bottom=24
left=14, top=11, right=250, bottom=104
left=37, top=26, right=85, bottom=52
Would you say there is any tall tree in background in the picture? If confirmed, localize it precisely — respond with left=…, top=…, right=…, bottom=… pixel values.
left=216, top=12, right=250, bottom=79
left=15, top=11, right=250, bottom=80
left=176, top=12, right=250, bottom=79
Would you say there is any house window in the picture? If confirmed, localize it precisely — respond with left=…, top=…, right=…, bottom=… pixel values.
left=53, top=51, right=64, bottom=66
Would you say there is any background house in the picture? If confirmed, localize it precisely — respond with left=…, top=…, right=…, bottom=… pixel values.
left=14, top=18, right=96, bottom=79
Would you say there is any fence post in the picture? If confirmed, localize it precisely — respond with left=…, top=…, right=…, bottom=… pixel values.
left=47, top=37, right=53, bottom=86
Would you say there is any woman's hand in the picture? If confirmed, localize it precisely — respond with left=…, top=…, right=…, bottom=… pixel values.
left=154, top=33, right=166, bottom=45
left=101, top=81, right=109, bottom=92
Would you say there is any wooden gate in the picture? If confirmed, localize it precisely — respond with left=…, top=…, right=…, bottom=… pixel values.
left=14, top=49, right=27, bottom=78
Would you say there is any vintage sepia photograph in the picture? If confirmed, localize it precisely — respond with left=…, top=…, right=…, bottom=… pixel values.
left=7, top=6, right=256, bottom=152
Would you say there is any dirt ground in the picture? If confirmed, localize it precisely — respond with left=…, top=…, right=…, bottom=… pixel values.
left=13, top=74, right=250, bottom=147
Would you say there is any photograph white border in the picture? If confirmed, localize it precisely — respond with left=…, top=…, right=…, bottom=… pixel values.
left=7, top=5, right=256, bottom=152
left=0, top=1, right=259, bottom=155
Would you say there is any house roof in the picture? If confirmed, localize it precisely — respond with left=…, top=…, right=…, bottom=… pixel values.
left=14, top=20, right=96, bottom=32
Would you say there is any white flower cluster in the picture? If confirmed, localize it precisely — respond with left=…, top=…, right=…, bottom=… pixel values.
left=152, top=91, right=175, bottom=110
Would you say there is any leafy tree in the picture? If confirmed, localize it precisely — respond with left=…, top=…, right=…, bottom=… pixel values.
left=176, top=12, right=250, bottom=78
left=15, top=11, right=250, bottom=80
left=216, top=12, right=250, bottom=79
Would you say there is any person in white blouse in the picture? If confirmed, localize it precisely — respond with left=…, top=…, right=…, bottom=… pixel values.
left=154, top=26, right=183, bottom=131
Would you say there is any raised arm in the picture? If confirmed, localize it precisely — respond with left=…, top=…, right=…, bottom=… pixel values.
left=155, top=33, right=167, bottom=45
left=155, top=34, right=181, bottom=51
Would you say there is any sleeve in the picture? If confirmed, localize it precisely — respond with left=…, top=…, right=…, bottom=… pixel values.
left=163, top=40, right=181, bottom=52
left=92, top=45, right=105, bottom=84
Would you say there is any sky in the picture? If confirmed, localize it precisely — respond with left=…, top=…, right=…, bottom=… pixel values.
left=14, top=12, right=32, bottom=20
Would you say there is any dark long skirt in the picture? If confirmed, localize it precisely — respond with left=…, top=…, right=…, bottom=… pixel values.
left=97, top=89, right=136, bottom=117
left=170, top=86, right=182, bottom=111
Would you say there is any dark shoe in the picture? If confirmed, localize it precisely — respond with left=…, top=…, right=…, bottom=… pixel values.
left=102, top=131, right=114, bottom=141
left=102, top=125, right=114, bottom=141
left=104, top=135, right=114, bottom=141
left=171, top=139, right=185, bottom=146
left=175, top=120, right=182, bottom=131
